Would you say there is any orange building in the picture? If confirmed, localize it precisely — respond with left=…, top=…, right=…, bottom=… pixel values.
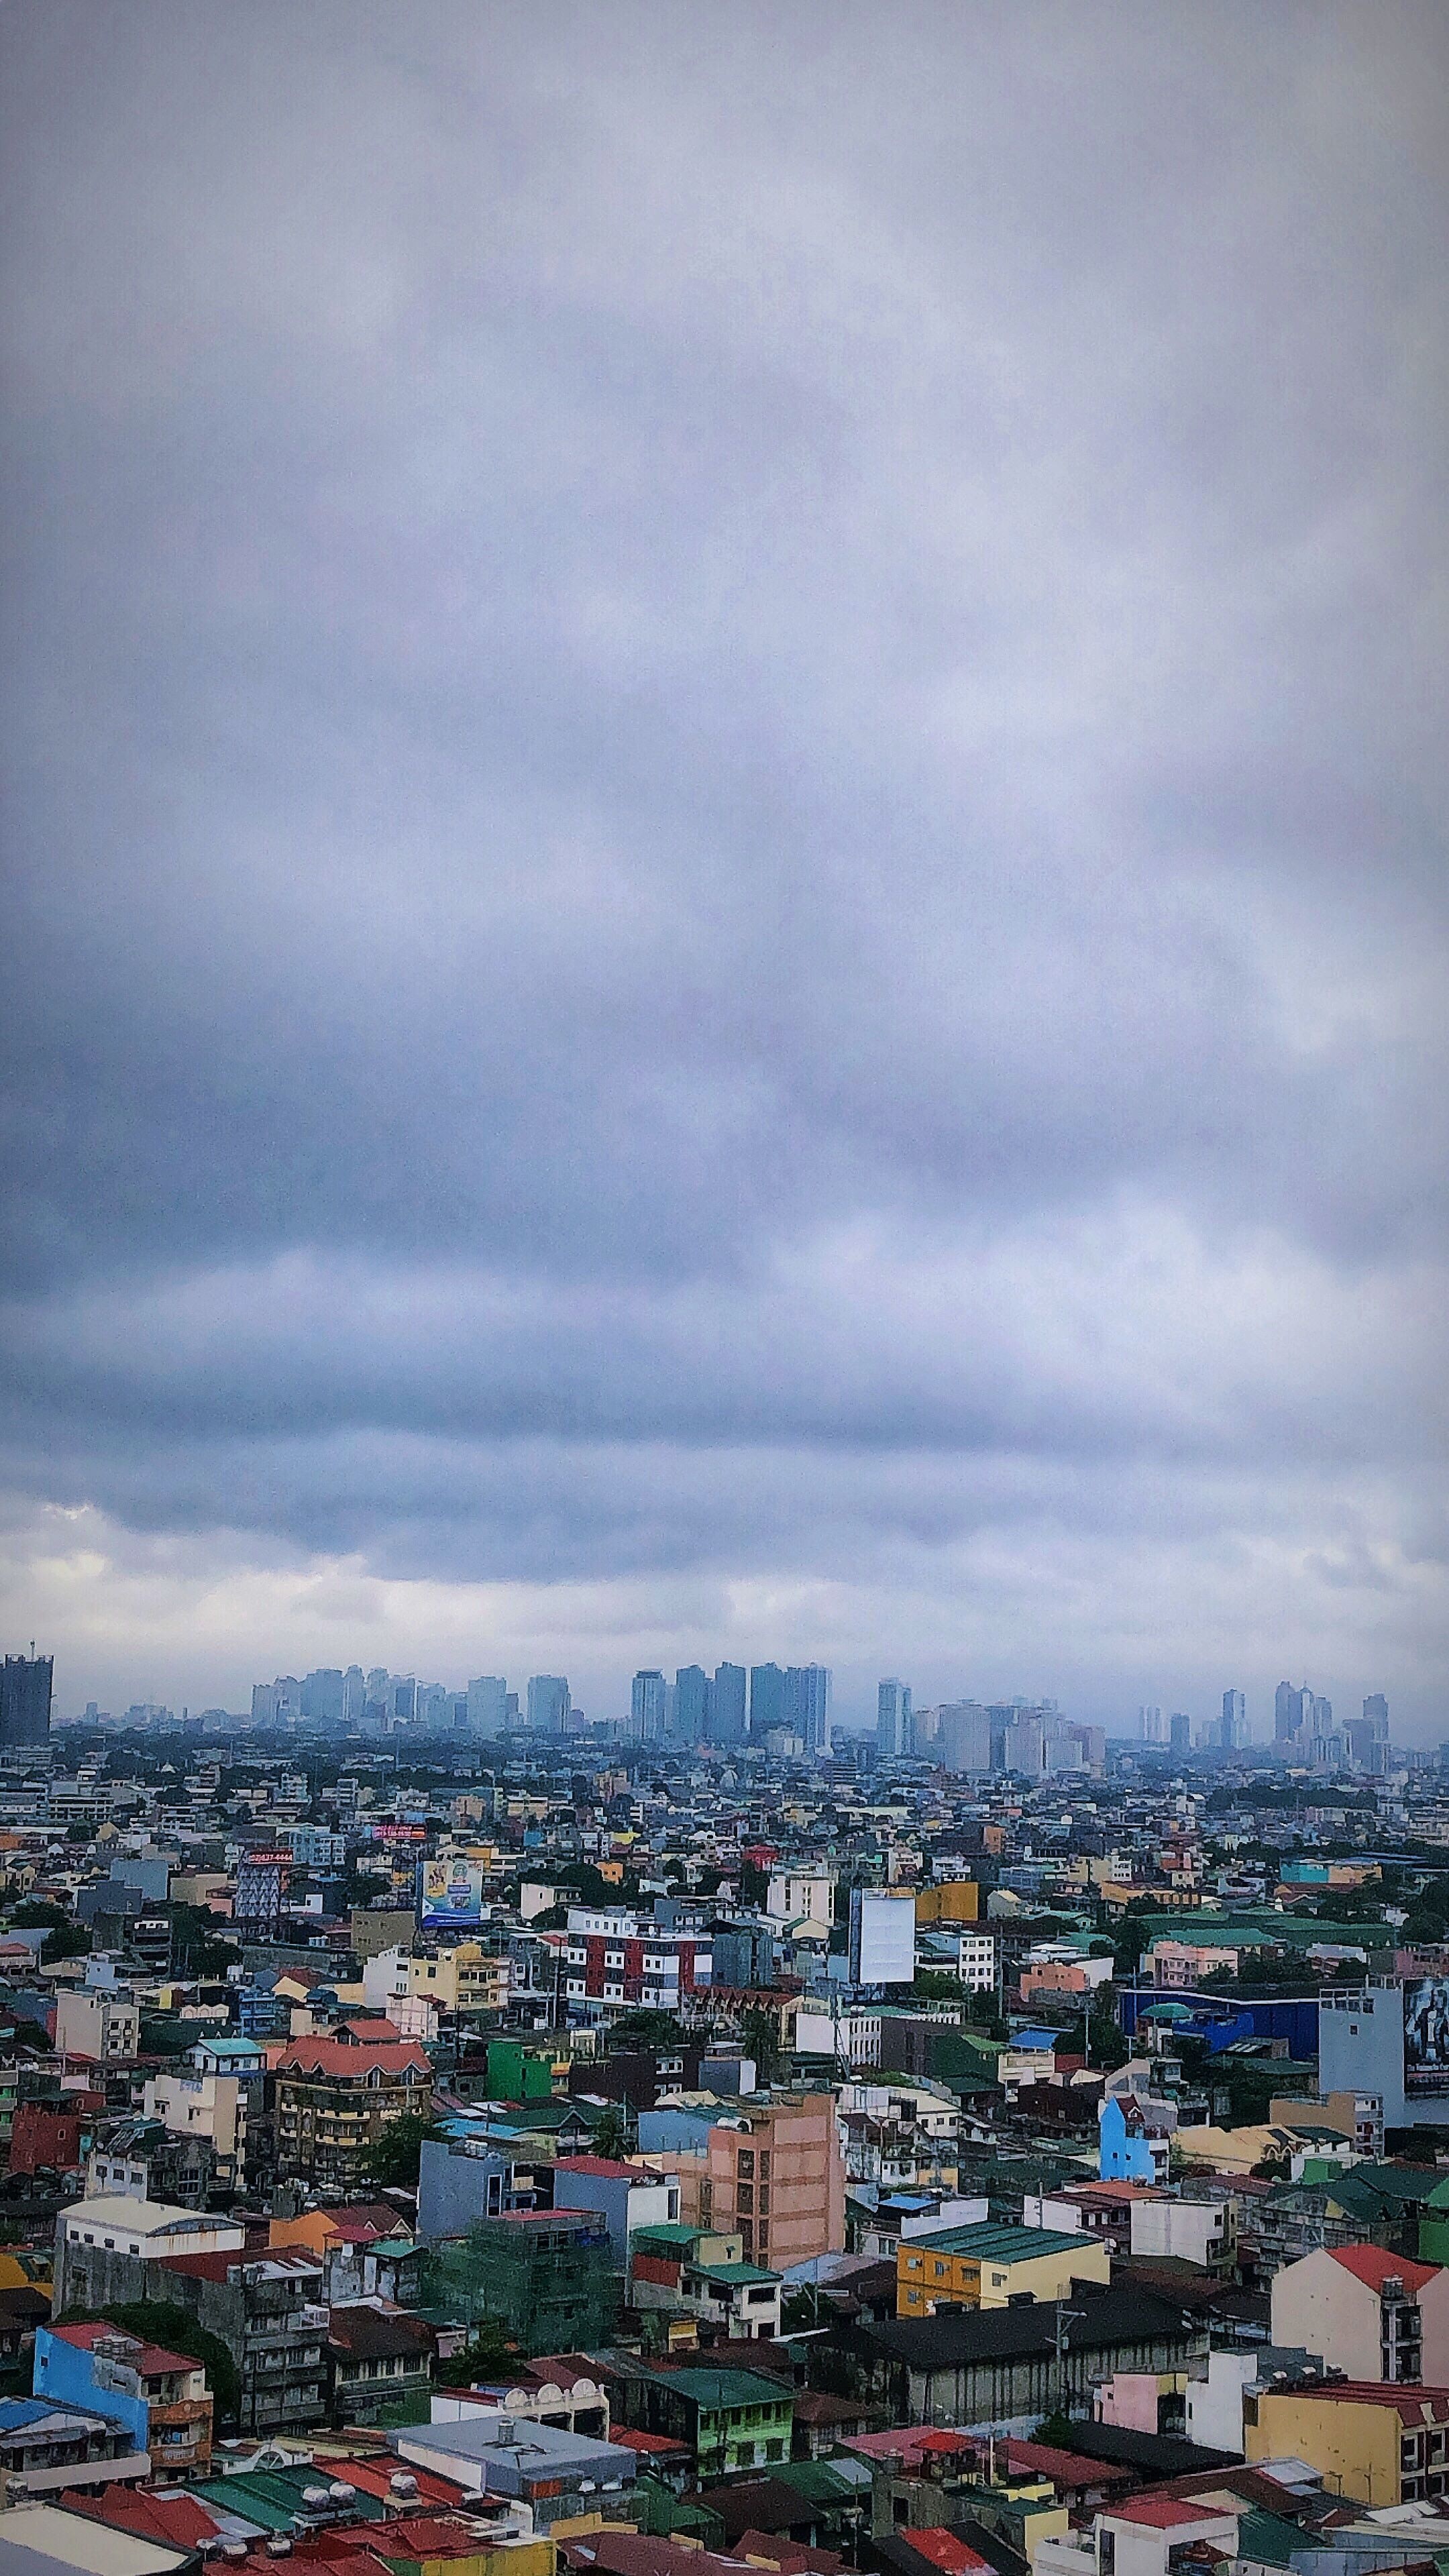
left=915, top=1882, right=981, bottom=1926
left=700, top=2092, right=845, bottom=2268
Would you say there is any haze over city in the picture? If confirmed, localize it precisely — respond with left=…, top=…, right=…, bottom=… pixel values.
left=2, top=5, right=1446, bottom=1732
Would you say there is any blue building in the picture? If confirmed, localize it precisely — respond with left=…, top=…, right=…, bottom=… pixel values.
left=1098, top=2092, right=1166, bottom=2184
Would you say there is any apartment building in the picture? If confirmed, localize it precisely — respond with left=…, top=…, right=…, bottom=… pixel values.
left=701, top=2092, right=845, bottom=2267
left=273, top=2034, right=433, bottom=2189
left=896, top=2220, right=1110, bottom=2318
left=1271, top=2245, right=1436, bottom=2383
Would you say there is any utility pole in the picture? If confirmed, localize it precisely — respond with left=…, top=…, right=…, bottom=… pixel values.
left=1052, top=2305, right=1084, bottom=2421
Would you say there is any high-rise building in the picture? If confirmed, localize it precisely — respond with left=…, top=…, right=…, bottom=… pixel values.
left=1169, top=1711, right=1191, bottom=1756
left=673, top=1666, right=708, bottom=1745
left=937, top=1702, right=991, bottom=1773
left=1004, top=1711, right=1047, bottom=1776
left=301, top=1668, right=344, bottom=1725
left=749, top=1665, right=786, bottom=1735
left=527, top=1676, right=570, bottom=1733
left=1222, top=1688, right=1247, bottom=1750
left=466, top=1676, right=507, bottom=1735
left=1363, top=1694, right=1390, bottom=1740
left=1138, top=1705, right=1166, bottom=1745
left=0, top=1653, right=52, bottom=1749
left=1275, top=1682, right=1310, bottom=1742
left=786, top=1665, right=832, bottom=1758
left=631, top=1671, right=667, bottom=1741
left=708, top=1664, right=748, bottom=1746
left=877, top=1679, right=912, bottom=1759
left=342, top=1666, right=367, bottom=1724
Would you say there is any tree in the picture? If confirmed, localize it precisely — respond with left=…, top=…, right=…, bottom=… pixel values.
left=590, top=2104, right=629, bottom=2161
left=740, top=2003, right=782, bottom=2085
left=607, top=2008, right=685, bottom=2049
left=435, top=2318, right=516, bottom=2385
left=358, top=2112, right=445, bottom=2189
left=739, top=1858, right=769, bottom=1908
left=910, top=1970, right=965, bottom=2004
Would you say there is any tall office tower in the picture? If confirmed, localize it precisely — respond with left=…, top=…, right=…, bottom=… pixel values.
left=251, top=1680, right=276, bottom=1724
left=1169, top=1711, right=1191, bottom=1756
left=749, top=1664, right=786, bottom=1735
left=392, top=1677, right=417, bottom=1725
left=342, top=1666, right=367, bottom=1724
left=467, top=1676, right=507, bottom=1735
left=1311, top=1694, right=1332, bottom=1732
left=631, top=1670, right=667, bottom=1741
left=938, top=1701, right=991, bottom=1772
left=301, top=1668, right=344, bottom=1725
left=1005, top=1710, right=1047, bottom=1776
left=1275, top=1681, right=1309, bottom=1741
left=527, top=1674, right=571, bottom=1733
left=674, top=1666, right=708, bottom=1745
left=877, top=1679, right=912, bottom=1758
left=1364, top=1694, right=1390, bottom=1740
left=367, top=1668, right=390, bottom=1701
left=1222, top=1688, right=1247, bottom=1750
left=1138, top=1705, right=1165, bottom=1744
left=786, top=1664, right=832, bottom=1758
left=708, top=1662, right=748, bottom=1746
left=0, top=1653, right=52, bottom=1749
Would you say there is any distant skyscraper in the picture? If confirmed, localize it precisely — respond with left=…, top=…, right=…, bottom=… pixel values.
left=1275, top=1682, right=1310, bottom=1742
left=1005, top=1711, right=1047, bottom=1775
left=631, top=1670, right=667, bottom=1741
left=786, top=1664, right=832, bottom=1758
left=527, top=1674, right=570, bottom=1733
left=1169, top=1711, right=1191, bottom=1756
left=1363, top=1694, right=1389, bottom=1740
left=1138, top=1705, right=1166, bottom=1745
left=749, top=1664, right=786, bottom=1735
left=877, top=1678, right=912, bottom=1758
left=342, top=1666, right=367, bottom=1724
left=938, top=1701, right=991, bottom=1772
left=674, top=1666, right=708, bottom=1744
left=0, top=1653, right=52, bottom=1749
left=301, top=1668, right=344, bottom=1725
left=1222, top=1688, right=1247, bottom=1749
left=708, top=1663, right=748, bottom=1746
left=467, top=1676, right=507, bottom=1734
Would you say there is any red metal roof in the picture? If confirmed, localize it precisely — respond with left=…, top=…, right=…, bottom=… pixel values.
left=898, top=2532, right=992, bottom=2573
left=1108, top=2500, right=1232, bottom=2530
left=1329, top=2246, right=1438, bottom=2293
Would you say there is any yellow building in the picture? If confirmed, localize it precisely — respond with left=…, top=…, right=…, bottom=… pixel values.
left=406, top=1943, right=506, bottom=2014
left=1245, top=2385, right=1449, bottom=2507
left=914, top=1880, right=980, bottom=1925
left=896, top=2220, right=1110, bottom=2317
left=1174, top=2121, right=1295, bottom=2176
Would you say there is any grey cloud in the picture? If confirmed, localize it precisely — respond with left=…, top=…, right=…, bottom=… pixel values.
left=1, top=1, right=1446, bottom=1715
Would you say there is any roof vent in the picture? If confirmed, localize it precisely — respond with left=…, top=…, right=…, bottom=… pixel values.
left=266, top=2541, right=293, bottom=2558
left=302, top=2486, right=332, bottom=2508
left=328, top=2483, right=356, bottom=2503
left=390, top=2474, right=419, bottom=2497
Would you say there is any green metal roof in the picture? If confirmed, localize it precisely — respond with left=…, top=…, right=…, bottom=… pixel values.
left=902, top=2220, right=1089, bottom=2262
left=643, top=2365, right=792, bottom=2409
left=687, top=2260, right=780, bottom=2286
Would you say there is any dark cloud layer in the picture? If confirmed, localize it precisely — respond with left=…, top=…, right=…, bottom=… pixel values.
left=1, top=2, right=1446, bottom=1721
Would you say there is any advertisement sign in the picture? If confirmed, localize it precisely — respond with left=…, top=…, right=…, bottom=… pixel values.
left=1404, top=1976, right=1449, bottom=2094
left=419, top=1856, right=486, bottom=1929
left=367, top=1821, right=427, bottom=1847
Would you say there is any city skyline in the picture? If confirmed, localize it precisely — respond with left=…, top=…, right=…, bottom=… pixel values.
left=1, top=7, right=1445, bottom=1725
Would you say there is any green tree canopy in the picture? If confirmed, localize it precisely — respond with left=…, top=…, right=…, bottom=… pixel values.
left=359, top=2112, right=445, bottom=2189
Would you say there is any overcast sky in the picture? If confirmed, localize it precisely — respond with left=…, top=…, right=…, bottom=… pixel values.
left=2, top=3, right=1446, bottom=1733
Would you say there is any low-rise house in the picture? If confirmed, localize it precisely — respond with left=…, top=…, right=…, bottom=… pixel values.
left=610, top=2363, right=794, bottom=2478
left=34, top=2321, right=213, bottom=2474
left=859, top=2284, right=1208, bottom=2427
left=1091, top=2493, right=1239, bottom=2576
left=1022, top=2183, right=1158, bottom=2256
left=1098, top=2097, right=1171, bottom=2186
left=1129, top=2196, right=1236, bottom=2271
left=631, top=2223, right=782, bottom=2340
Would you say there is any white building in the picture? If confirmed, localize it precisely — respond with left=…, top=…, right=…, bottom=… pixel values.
left=54, top=1991, right=139, bottom=2065
left=765, top=1871, right=834, bottom=1928
left=848, top=1888, right=916, bottom=1988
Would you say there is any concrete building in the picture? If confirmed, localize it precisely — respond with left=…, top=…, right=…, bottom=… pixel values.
left=765, top=1870, right=833, bottom=1929
left=140, top=2072, right=246, bottom=2195
left=1129, top=2196, right=1236, bottom=2271
left=1269, top=2243, right=1436, bottom=2386
left=704, top=2092, right=845, bottom=2267
left=0, top=1653, right=52, bottom=1749
left=707, top=1664, right=748, bottom=1746
left=34, top=2322, right=213, bottom=2476
left=564, top=1909, right=710, bottom=2019
left=420, top=2211, right=619, bottom=2355
left=54, top=2199, right=246, bottom=2310
left=393, top=2407, right=636, bottom=2531
left=877, top=1680, right=912, bottom=1760
left=54, top=1990, right=140, bottom=2065
left=895, top=2220, right=1110, bottom=2318
left=1245, top=2381, right=1449, bottom=2507
left=0, top=2398, right=149, bottom=2498
left=273, top=2034, right=433, bottom=2188
left=549, top=2155, right=680, bottom=2263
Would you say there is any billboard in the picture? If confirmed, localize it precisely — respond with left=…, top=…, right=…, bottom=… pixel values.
left=419, top=1855, right=486, bottom=1929
left=1404, top=1976, right=1449, bottom=2095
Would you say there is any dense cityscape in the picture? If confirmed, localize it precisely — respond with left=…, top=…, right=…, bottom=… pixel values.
left=0, top=1642, right=1446, bottom=2576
